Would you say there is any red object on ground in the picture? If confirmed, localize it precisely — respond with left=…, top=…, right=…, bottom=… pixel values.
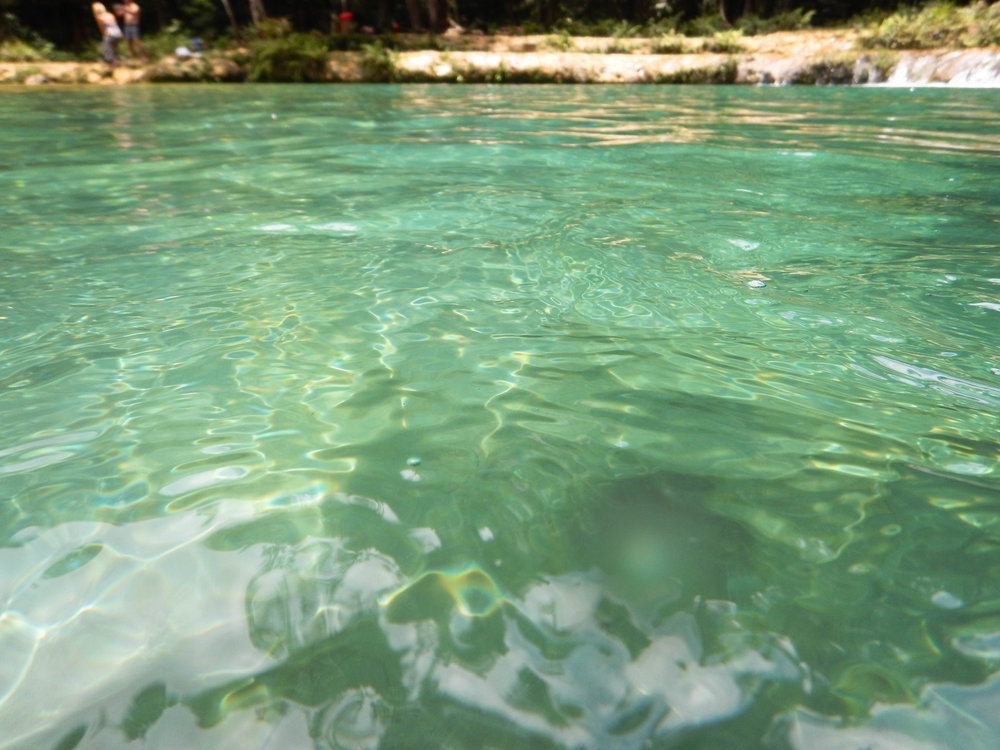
left=337, top=12, right=354, bottom=34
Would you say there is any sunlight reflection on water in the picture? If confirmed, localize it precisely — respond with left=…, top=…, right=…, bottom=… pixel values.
left=1, top=85, right=999, bottom=750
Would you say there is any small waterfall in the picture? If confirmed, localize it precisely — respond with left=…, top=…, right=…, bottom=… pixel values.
left=885, top=48, right=1000, bottom=87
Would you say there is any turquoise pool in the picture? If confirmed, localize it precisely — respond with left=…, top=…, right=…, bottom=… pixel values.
left=1, top=84, right=999, bottom=749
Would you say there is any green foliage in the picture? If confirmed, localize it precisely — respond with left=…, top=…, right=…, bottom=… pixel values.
left=0, top=38, right=44, bottom=61
left=223, top=44, right=251, bottom=66
left=142, top=20, right=192, bottom=61
left=543, top=30, right=574, bottom=51
left=681, top=13, right=729, bottom=36
left=254, top=17, right=294, bottom=39
left=555, top=17, right=639, bottom=36
left=650, top=33, right=688, bottom=53
left=5, top=0, right=994, bottom=76
left=866, top=48, right=899, bottom=73
left=360, top=40, right=398, bottom=81
left=774, top=7, right=817, bottom=31
left=611, top=20, right=643, bottom=38
left=11, top=63, right=39, bottom=81
left=737, top=8, right=815, bottom=36
left=176, top=0, right=219, bottom=37
left=642, top=14, right=684, bottom=37
left=652, top=57, right=738, bottom=82
left=848, top=7, right=893, bottom=30
left=787, top=52, right=862, bottom=83
left=329, top=32, right=377, bottom=51
left=799, top=49, right=897, bottom=83
left=704, top=29, right=745, bottom=52
left=606, top=37, right=638, bottom=52
left=0, top=11, right=53, bottom=59
left=858, top=1, right=1000, bottom=49
left=7, top=0, right=998, bottom=62
left=518, top=20, right=547, bottom=34
left=248, top=31, right=329, bottom=82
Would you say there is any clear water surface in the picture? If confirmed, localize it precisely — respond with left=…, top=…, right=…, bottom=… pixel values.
left=1, top=84, right=999, bottom=750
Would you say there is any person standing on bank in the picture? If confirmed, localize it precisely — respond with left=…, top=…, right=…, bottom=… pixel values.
left=115, top=1, right=148, bottom=60
left=92, top=3, right=122, bottom=66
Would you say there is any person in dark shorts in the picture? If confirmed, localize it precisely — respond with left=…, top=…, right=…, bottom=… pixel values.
left=114, top=1, right=148, bottom=60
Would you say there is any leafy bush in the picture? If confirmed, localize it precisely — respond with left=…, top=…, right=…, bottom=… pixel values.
left=360, top=40, right=398, bottom=81
left=563, top=18, right=627, bottom=36
left=0, top=39, right=46, bottom=62
left=611, top=20, right=643, bottom=38
left=964, top=1, right=1000, bottom=45
left=543, top=30, right=574, bottom=51
left=774, top=7, right=817, bottom=31
left=552, top=12, right=681, bottom=38
left=248, top=31, right=328, bottom=81
left=0, top=12, right=55, bottom=60
left=849, top=7, right=893, bottom=30
left=737, top=8, right=815, bottom=35
left=606, top=37, right=638, bottom=52
left=142, top=20, right=192, bottom=60
left=858, top=1, right=1000, bottom=49
left=255, top=17, right=294, bottom=39
left=643, top=15, right=684, bottom=37
left=682, top=13, right=730, bottom=37
left=227, top=47, right=252, bottom=66
left=704, top=29, right=745, bottom=53
left=329, top=32, right=378, bottom=51
left=650, top=33, right=688, bottom=53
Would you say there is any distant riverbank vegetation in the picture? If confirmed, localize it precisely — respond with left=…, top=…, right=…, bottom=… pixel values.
left=1, top=0, right=997, bottom=67
left=857, top=0, right=1000, bottom=47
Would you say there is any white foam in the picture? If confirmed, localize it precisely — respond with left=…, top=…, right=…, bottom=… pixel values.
left=255, top=223, right=298, bottom=232
left=310, top=222, right=360, bottom=232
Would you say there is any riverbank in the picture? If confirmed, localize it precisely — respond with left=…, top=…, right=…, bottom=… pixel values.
left=2, top=29, right=999, bottom=86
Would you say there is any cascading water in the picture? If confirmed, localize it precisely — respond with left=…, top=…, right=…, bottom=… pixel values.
left=885, top=48, right=1000, bottom=86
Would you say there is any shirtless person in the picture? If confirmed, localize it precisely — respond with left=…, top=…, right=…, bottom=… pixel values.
left=114, top=1, right=147, bottom=60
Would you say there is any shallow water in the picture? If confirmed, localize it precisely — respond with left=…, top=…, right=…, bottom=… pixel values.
left=1, top=84, right=999, bottom=750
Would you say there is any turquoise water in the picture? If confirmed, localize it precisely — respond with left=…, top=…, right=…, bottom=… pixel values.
left=1, top=84, right=999, bottom=749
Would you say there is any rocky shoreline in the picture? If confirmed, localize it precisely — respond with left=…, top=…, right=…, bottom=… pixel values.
left=2, top=30, right=998, bottom=86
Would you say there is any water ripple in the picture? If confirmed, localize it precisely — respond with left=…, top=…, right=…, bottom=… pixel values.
left=2, top=85, right=999, bottom=750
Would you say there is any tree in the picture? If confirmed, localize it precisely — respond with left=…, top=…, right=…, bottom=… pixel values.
left=219, top=0, right=239, bottom=35
left=704, top=0, right=729, bottom=25
left=403, top=0, right=422, bottom=29
left=248, top=0, right=266, bottom=25
left=426, top=0, right=447, bottom=32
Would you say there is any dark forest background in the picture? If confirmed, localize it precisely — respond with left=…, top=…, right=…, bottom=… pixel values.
left=0, top=0, right=992, bottom=52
